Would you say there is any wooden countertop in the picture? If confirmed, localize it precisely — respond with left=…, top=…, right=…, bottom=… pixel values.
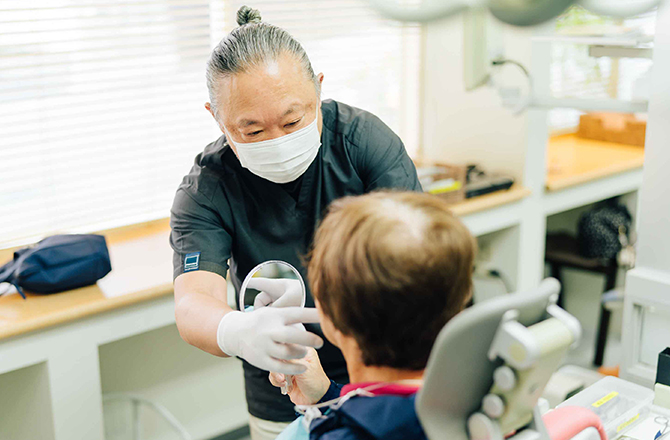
left=0, top=185, right=532, bottom=341
left=0, top=220, right=174, bottom=341
left=546, top=134, right=645, bottom=192
left=449, top=185, right=531, bottom=216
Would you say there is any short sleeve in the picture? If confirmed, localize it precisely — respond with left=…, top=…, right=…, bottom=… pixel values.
left=169, top=187, right=233, bottom=280
left=357, top=119, right=423, bottom=193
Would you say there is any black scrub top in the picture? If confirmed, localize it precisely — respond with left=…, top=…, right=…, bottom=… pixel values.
left=169, top=99, right=422, bottom=422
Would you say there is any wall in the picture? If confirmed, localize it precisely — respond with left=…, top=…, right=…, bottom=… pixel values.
left=421, top=12, right=533, bottom=181
left=0, top=363, right=55, bottom=440
left=622, top=2, right=670, bottom=386
left=99, top=325, right=248, bottom=440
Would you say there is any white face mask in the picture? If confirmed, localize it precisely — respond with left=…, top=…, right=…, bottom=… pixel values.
left=224, top=103, right=321, bottom=184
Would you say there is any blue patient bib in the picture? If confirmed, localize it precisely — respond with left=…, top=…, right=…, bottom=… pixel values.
left=276, top=416, right=309, bottom=440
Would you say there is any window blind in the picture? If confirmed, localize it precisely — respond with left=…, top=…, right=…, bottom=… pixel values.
left=549, top=7, right=656, bottom=130
left=0, top=0, right=421, bottom=248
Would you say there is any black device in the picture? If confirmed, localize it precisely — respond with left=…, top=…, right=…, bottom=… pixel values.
left=657, top=347, right=670, bottom=387
left=465, top=164, right=515, bottom=198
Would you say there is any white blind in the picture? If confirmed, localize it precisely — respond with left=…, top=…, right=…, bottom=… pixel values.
left=549, top=7, right=656, bottom=130
left=0, top=0, right=218, bottom=248
left=0, top=1, right=421, bottom=248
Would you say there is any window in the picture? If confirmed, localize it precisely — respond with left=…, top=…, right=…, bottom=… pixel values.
left=548, top=6, right=656, bottom=131
left=0, top=0, right=421, bottom=248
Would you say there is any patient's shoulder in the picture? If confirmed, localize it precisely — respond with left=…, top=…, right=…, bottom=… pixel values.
left=312, top=426, right=361, bottom=440
left=309, top=415, right=367, bottom=440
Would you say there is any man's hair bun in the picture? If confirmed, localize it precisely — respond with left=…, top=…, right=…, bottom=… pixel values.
left=237, top=5, right=262, bottom=26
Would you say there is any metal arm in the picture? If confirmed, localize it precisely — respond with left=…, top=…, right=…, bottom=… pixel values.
left=579, top=0, right=664, bottom=18
left=367, top=0, right=664, bottom=25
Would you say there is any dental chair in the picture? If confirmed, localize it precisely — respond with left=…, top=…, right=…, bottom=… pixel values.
left=416, top=278, right=608, bottom=440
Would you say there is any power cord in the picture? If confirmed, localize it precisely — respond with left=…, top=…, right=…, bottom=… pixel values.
left=491, top=59, right=531, bottom=78
left=488, top=269, right=513, bottom=294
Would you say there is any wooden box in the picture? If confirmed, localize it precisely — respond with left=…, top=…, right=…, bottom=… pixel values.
left=577, top=113, right=647, bottom=147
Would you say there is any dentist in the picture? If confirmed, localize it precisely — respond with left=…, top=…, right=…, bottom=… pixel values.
left=169, top=5, right=421, bottom=439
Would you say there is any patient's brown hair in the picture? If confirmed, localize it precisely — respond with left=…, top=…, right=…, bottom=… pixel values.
left=308, top=191, right=476, bottom=370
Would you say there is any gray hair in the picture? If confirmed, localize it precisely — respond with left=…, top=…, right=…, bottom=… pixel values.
left=206, top=5, right=320, bottom=114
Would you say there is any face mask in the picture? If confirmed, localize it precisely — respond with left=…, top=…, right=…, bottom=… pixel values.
left=224, top=103, right=321, bottom=184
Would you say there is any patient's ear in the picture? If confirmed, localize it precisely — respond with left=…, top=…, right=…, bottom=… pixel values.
left=329, top=327, right=346, bottom=349
left=314, top=300, right=352, bottom=350
left=317, top=307, right=340, bottom=348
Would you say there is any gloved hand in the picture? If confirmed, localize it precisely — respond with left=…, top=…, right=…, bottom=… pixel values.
left=217, top=306, right=323, bottom=375
left=247, top=277, right=308, bottom=392
left=269, top=347, right=331, bottom=406
left=248, top=277, right=304, bottom=309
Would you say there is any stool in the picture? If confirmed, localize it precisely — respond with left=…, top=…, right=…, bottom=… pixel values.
left=545, top=233, right=618, bottom=367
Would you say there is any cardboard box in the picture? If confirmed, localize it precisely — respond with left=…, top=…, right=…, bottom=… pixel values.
left=577, top=113, right=647, bottom=147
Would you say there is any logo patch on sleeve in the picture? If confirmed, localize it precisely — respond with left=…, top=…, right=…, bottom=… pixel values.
left=184, top=252, right=201, bottom=272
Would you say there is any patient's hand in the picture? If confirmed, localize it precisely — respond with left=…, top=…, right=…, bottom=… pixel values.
left=269, top=347, right=331, bottom=406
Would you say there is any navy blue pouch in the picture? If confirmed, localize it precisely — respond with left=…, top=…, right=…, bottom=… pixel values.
left=0, top=234, right=112, bottom=299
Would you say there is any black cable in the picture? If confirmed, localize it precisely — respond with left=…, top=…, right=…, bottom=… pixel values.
left=491, top=58, right=531, bottom=79
left=490, top=58, right=533, bottom=114
left=488, top=269, right=513, bottom=294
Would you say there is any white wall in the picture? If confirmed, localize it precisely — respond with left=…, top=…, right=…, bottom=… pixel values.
left=0, top=363, right=55, bottom=440
left=421, top=13, right=533, bottom=181
left=622, top=2, right=670, bottom=386
left=99, top=325, right=248, bottom=440
left=631, top=37, right=670, bottom=272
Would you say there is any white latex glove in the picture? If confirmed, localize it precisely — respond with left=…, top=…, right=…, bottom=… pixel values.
left=248, top=277, right=304, bottom=309
left=247, top=277, right=307, bottom=393
left=217, top=306, right=323, bottom=375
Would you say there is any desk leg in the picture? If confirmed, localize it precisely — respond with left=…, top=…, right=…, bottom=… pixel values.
left=518, top=208, right=547, bottom=291
left=47, top=343, right=105, bottom=440
left=519, top=102, right=550, bottom=292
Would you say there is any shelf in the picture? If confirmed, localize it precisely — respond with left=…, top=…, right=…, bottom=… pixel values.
left=0, top=184, right=535, bottom=340
left=531, top=97, right=648, bottom=113
left=0, top=226, right=173, bottom=341
left=589, top=45, right=652, bottom=59
left=546, top=134, right=645, bottom=191
left=544, top=134, right=645, bottom=215
left=451, top=185, right=531, bottom=216
left=533, top=31, right=654, bottom=59
left=533, top=33, right=653, bottom=47
left=451, top=186, right=531, bottom=236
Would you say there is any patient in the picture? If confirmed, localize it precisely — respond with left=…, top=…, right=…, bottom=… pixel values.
left=270, top=191, right=477, bottom=440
